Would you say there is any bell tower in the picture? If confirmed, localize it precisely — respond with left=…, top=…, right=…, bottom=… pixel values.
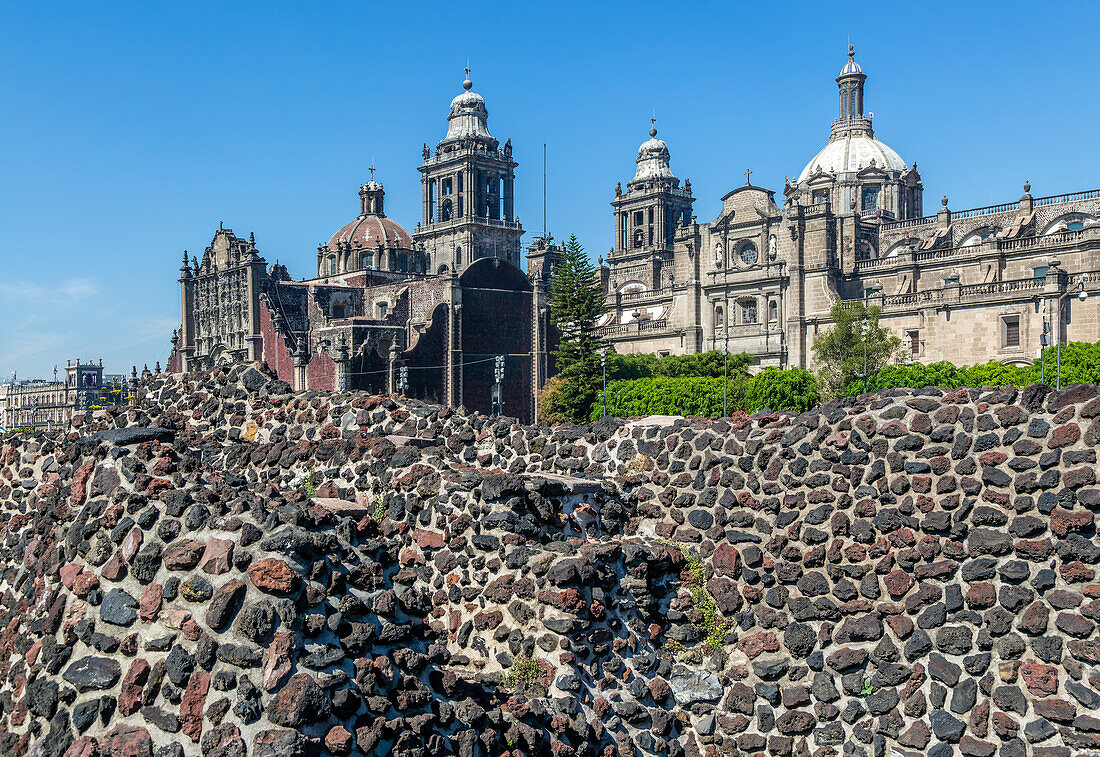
left=413, top=70, right=524, bottom=273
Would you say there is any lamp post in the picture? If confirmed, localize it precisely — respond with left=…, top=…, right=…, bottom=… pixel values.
left=722, top=255, right=730, bottom=417
left=1040, top=319, right=1049, bottom=385
left=859, top=318, right=870, bottom=394
left=1056, top=273, right=1090, bottom=389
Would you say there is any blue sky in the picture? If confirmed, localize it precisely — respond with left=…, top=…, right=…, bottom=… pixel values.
left=1, top=1, right=1097, bottom=379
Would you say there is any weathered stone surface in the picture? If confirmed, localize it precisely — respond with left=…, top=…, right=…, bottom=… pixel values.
left=62, top=656, right=122, bottom=692
left=247, top=558, right=300, bottom=595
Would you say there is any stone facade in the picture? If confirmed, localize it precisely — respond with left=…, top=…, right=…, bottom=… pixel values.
left=601, top=47, right=1100, bottom=371
left=4, top=366, right=1100, bottom=756
left=171, top=74, right=555, bottom=424
left=1, top=359, right=109, bottom=431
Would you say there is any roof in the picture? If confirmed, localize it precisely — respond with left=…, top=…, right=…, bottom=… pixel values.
left=798, top=131, right=906, bottom=184
left=327, top=215, right=414, bottom=252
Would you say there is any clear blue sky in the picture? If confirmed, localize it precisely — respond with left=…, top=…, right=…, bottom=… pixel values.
left=2, top=1, right=1097, bottom=379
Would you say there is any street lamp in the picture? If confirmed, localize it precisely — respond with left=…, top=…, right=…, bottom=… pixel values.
left=600, top=350, right=608, bottom=420
left=1039, top=319, right=1049, bottom=385
left=1056, top=273, right=1090, bottom=389
left=858, top=318, right=870, bottom=394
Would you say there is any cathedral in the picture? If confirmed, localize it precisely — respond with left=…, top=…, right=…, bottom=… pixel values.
left=171, top=51, right=1100, bottom=423
left=170, top=72, right=556, bottom=424
left=599, top=46, right=1099, bottom=371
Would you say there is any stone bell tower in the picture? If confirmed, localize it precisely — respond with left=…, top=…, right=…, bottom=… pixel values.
left=413, top=69, right=524, bottom=274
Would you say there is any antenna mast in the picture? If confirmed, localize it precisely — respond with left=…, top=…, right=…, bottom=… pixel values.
left=543, top=143, right=547, bottom=241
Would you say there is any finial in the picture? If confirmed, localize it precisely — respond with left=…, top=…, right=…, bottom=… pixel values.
left=182, top=249, right=188, bottom=264
left=369, top=163, right=375, bottom=182
left=849, top=44, right=855, bottom=60
left=463, top=66, right=472, bottom=91
left=649, top=116, right=657, bottom=138
left=249, top=232, right=255, bottom=245
left=1024, top=180, right=1031, bottom=194
left=942, top=195, right=949, bottom=208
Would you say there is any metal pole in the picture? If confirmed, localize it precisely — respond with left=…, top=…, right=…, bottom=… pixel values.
left=1057, top=298, right=1063, bottom=390
left=723, top=263, right=729, bottom=417
left=861, top=318, right=869, bottom=394
left=601, top=351, right=607, bottom=419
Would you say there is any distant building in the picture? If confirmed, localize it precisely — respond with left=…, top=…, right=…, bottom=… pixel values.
left=2, top=360, right=115, bottom=431
left=171, top=73, right=556, bottom=423
left=599, top=46, right=1099, bottom=370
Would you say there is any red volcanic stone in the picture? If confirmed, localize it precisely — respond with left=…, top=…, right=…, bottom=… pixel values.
left=69, top=461, right=94, bottom=509
left=738, top=632, right=779, bottom=658
left=100, top=724, right=153, bottom=757
left=199, top=538, right=234, bottom=575
left=712, top=543, right=741, bottom=577
left=62, top=737, right=99, bottom=757
left=647, top=677, right=671, bottom=703
left=1018, top=602, right=1050, bottom=635
left=1021, top=661, right=1059, bottom=696
left=324, top=726, right=353, bottom=755
left=884, top=569, right=914, bottom=598
left=71, top=572, right=99, bottom=598
left=162, top=540, right=206, bottom=570
left=538, top=589, right=586, bottom=614
left=978, top=451, right=1007, bottom=466
left=1061, top=561, right=1096, bottom=583
left=268, top=673, right=331, bottom=727
left=101, top=551, right=126, bottom=581
left=413, top=529, right=445, bottom=550
left=121, top=528, right=143, bottom=562
left=1049, top=423, right=1081, bottom=448
left=472, top=610, right=503, bottom=630
left=1051, top=508, right=1094, bottom=537
left=263, top=631, right=296, bottom=691
left=179, top=670, right=209, bottom=742
left=139, top=583, right=163, bottom=623
left=1015, top=539, right=1054, bottom=561
left=253, top=728, right=313, bottom=757
left=59, top=563, right=83, bottom=589
left=1065, top=466, right=1097, bottom=489
left=966, top=582, right=997, bottom=609
left=1034, top=697, right=1076, bottom=723
left=886, top=614, right=914, bottom=639
left=146, top=478, right=173, bottom=497
left=247, top=558, right=300, bottom=595
left=118, top=658, right=151, bottom=716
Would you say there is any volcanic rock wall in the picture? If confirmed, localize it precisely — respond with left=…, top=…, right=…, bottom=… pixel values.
left=1, top=366, right=1100, bottom=757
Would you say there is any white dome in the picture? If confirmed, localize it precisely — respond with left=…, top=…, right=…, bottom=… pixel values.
left=797, top=131, right=906, bottom=184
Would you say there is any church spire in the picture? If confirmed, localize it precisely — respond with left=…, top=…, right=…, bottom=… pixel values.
left=837, top=44, right=867, bottom=122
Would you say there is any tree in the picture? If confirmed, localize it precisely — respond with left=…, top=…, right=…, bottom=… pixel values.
left=812, top=301, right=900, bottom=397
left=547, top=235, right=607, bottom=422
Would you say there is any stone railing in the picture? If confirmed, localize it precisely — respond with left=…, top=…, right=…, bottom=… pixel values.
left=597, top=318, right=670, bottom=337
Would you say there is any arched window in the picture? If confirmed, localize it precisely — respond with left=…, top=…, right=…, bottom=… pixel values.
left=441, top=199, right=453, bottom=222
left=769, top=301, right=778, bottom=322
left=326, top=256, right=337, bottom=275
left=633, top=229, right=644, bottom=248
left=715, top=305, right=724, bottom=328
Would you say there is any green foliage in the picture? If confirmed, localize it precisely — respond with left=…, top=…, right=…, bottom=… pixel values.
left=744, top=367, right=820, bottom=413
left=548, top=235, right=607, bottom=422
left=663, top=541, right=731, bottom=652
left=604, top=350, right=752, bottom=381
left=840, top=340, right=1100, bottom=395
left=371, top=498, right=385, bottom=522
left=861, top=678, right=874, bottom=697
left=813, top=302, right=901, bottom=397
left=500, top=655, right=545, bottom=689
left=591, top=376, right=749, bottom=421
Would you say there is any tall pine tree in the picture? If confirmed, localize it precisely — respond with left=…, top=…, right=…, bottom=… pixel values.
left=548, top=235, right=607, bottom=422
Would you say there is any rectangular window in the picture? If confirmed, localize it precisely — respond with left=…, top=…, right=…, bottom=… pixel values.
left=442, top=178, right=453, bottom=196
left=648, top=208, right=654, bottom=223
left=742, top=300, right=757, bottom=325
left=633, top=210, right=644, bottom=226
left=861, top=186, right=880, bottom=210
left=1033, top=266, right=1048, bottom=279
left=377, top=303, right=388, bottom=319
left=812, top=190, right=830, bottom=205
left=1003, top=316, right=1020, bottom=348
left=907, top=330, right=920, bottom=356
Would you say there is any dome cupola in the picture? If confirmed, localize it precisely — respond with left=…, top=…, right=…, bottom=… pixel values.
left=443, top=68, right=494, bottom=145
left=630, top=118, right=676, bottom=187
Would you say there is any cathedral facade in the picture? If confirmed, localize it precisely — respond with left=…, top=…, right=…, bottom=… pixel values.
left=600, top=47, right=1100, bottom=372
left=171, top=74, right=556, bottom=424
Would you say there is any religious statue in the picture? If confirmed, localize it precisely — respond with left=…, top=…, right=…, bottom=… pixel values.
left=768, top=235, right=778, bottom=260
left=422, top=143, right=430, bottom=160
left=714, top=243, right=723, bottom=268
left=615, top=182, right=622, bottom=198
left=503, top=138, right=512, bottom=157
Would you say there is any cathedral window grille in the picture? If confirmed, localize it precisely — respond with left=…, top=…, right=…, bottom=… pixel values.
left=739, top=242, right=758, bottom=266
left=740, top=299, right=758, bottom=325
left=861, top=186, right=880, bottom=210
left=907, top=330, right=920, bottom=356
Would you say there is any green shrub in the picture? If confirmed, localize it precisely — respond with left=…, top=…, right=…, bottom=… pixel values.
left=744, top=367, right=820, bottom=413
left=592, top=376, right=748, bottom=421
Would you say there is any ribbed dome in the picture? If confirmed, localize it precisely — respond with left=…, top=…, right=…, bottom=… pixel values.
left=327, top=215, right=413, bottom=251
left=840, top=44, right=863, bottom=76
left=630, top=123, right=675, bottom=185
left=444, top=74, right=492, bottom=142
left=797, top=131, right=905, bottom=183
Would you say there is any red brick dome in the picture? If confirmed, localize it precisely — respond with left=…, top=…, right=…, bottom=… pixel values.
left=327, top=215, right=413, bottom=252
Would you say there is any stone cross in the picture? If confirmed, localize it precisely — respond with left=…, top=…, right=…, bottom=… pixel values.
left=744, top=169, right=752, bottom=185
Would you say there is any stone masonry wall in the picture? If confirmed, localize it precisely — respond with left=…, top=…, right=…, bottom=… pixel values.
left=1, top=365, right=1099, bottom=757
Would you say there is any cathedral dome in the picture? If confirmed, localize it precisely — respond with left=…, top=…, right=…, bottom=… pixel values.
left=327, top=215, right=413, bottom=251
left=797, top=131, right=906, bottom=184
left=630, top=122, right=675, bottom=184
left=444, top=72, right=492, bottom=142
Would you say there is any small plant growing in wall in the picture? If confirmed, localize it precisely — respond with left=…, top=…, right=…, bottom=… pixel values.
left=371, top=497, right=386, bottom=522
left=292, top=467, right=318, bottom=498
left=662, top=540, right=732, bottom=652
left=860, top=678, right=874, bottom=697
left=500, top=655, right=545, bottom=689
